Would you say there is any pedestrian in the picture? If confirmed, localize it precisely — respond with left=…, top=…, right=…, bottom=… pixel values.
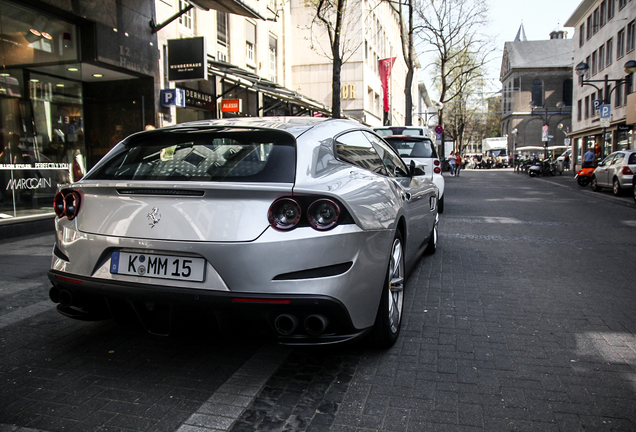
left=454, top=152, right=462, bottom=176
left=582, top=147, right=596, bottom=168
left=564, top=151, right=570, bottom=170
left=448, top=151, right=456, bottom=176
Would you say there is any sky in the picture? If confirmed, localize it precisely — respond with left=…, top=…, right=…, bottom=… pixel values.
left=418, top=0, right=583, bottom=99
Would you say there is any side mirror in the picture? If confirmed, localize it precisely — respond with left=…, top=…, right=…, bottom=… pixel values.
left=409, top=160, right=426, bottom=176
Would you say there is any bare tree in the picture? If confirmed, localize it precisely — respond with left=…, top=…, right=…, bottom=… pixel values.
left=415, top=0, right=494, bottom=129
left=389, top=0, right=416, bottom=125
left=304, top=0, right=363, bottom=118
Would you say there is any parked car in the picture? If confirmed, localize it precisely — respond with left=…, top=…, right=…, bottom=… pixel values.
left=591, top=150, right=636, bottom=196
left=48, top=117, right=439, bottom=347
left=373, top=127, right=445, bottom=213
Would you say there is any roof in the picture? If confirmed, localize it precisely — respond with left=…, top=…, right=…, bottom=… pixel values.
left=500, top=39, right=574, bottom=79
left=564, top=0, right=595, bottom=27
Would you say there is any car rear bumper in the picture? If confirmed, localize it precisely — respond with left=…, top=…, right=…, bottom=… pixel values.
left=48, top=270, right=369, bottom=345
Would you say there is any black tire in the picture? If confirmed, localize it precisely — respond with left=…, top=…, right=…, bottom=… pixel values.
left=529, top=170, right=537, bottom=177
left=633, top=182, right=636, bottom=204
left=370, top=231, right=405, bottom=348
left=591, top=176, right=602, bottom=192
left=613, top=178, right=622, bottom=196
left=577, top=176, right=590, bottom=187
left=425, top=221, right=438, bottom=255
left=438, top=195, right=444, bottom=213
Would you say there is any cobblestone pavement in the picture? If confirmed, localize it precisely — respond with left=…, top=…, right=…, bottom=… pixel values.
left=2, top=169, right=636, bottom=431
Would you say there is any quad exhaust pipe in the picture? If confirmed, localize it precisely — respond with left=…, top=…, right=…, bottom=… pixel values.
left=274, top=314, right=330, bottom=336
left=49, top=287, right=73, bottom=307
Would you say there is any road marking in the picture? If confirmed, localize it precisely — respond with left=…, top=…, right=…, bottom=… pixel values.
left=177, top=343, right=291, bottom=431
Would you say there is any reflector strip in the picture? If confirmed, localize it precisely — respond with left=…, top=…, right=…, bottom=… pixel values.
left=55, top=275, right=83, bottom=284
left=231, top=298, right=291, bottom=304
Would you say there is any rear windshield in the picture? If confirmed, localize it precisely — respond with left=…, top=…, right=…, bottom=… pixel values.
left=86, top=129, right=296, bottom=183
left=375, top=128, right=426, bottom=137
left=384, top=138, right=438, bottom=159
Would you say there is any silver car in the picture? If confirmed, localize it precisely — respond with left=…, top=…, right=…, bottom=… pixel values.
left=592, top=150, right=636, bottom=196
left=48, top=117, right=439, bottom=347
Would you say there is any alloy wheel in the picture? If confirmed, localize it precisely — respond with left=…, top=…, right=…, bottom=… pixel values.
left=387, top=238, right=405, bottom=334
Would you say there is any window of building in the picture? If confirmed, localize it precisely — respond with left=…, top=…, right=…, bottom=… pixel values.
left=580, top=24, right=585, bottom=47
left=563, top=79, right=573, bottom=106
left=531, top=79, right=543, bottom=107
left=178, top=0, right=193, bottom=32
left=615, top=83, right=623, bottom=107
left=627, top=20, right=635, bottom=53
left=217, top=11, right=228, bottom=62
left=577, top=99, right=582, bottom=121
left=592, top=50, right=598, bottom=75
left=619, top=0, right=626, bottom=10
left=593, top=8, right=600, bottom=34
left=607, top=38, right=614, bottom=65
left=608, top=0, right=615, bottom=20
left=268, top=0, right=276, bottom=11
left=617, top=28, right=626, bottom=59
left=599, top=45, right=605, bottom=70
left=268, top=35, right=277, bottom=83
left=587, top=15, right=593, bottom=40
left=585, top=96, right=590, bottom=119
left=600, top=0, right=607, bottom=27
left=245, top=20, right=256, bottom=70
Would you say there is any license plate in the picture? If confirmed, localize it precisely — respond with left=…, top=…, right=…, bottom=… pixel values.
left=110, top=251, right=205, bottom=282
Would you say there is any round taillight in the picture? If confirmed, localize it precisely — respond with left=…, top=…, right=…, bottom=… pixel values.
left=434, top=160, right=440, bottom=166
left=434, top=167, right=441, bottom=174
left=268, top=198, right=301, bottom=230
left=63, top=191, right=81, bottom=220
left=54, top=192, right=66, bottom=218
left=308, top=199, right=340, bottom=230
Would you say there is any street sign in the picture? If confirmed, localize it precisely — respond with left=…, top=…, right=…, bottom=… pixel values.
left=542, top=131, right=549, bottom=142
left=436, top=134, right=442, bottom=145
left=542, top=125, right=549, bottom=132
left=600, top=104, right=611, bottom=128
left=435, top=125, right=444, bottom=135
left=160, top=89, right=186, bottom=107
left=593, top=99, right=603, bottom=110
left=564, top=138, right=571, bottom=146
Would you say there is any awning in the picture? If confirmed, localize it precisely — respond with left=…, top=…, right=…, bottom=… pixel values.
left=191, top=0, right=265, bottom=20
left=516, top=146, right=546, bottom=151
left=208, top=61, right=332, bottom=117
left=547, top=146, right=571, bottom=150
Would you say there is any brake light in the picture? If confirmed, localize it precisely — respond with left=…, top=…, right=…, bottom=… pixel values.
left=434, top=160, right=440, bottom=166
left=621, top=166, right=633, bottom=175
left=53, top=190, right=81, bottom=220
left=307, top=199, right=340, bottom=230
left=434, top=167, right=441, bottom=174
left=268, top=198, right=301, bottom=230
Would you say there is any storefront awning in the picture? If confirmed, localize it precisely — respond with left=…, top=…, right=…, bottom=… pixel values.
left=192, top=0, right=265, bottom=20
left=208, top=61, right=332, bottom=117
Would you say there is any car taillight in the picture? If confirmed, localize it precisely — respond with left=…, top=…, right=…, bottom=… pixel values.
left=308, top=199, right=340, bottom=230
left=434, top=160, right=440, bottom=166
left=268, top=198, right=301, bottom=230
left=621, top=166, right=633, bottom=175
left=53, top=190, right=81, bottom=220
left=434, top=167, right=441, bottom=174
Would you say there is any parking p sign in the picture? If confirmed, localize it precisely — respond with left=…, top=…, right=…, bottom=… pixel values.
left=600, top=104, right=611, bottom=128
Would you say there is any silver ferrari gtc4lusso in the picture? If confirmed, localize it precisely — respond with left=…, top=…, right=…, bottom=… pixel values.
left=48, top=117, right=439, bottom=347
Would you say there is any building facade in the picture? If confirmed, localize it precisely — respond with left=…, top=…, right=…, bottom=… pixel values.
left=565, top=0, right=636, bottom=169
left=500, top=31, right=574, bottom=160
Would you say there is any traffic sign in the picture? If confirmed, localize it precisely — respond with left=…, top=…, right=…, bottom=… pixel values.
left=542, top=131, right=549, bottom=142
left=600, top=104, right=611, bottom=128
left=542, top=125, right=549, bottom=132
left=593, top=99, right=603, bottom=110
left=435, top=125, right=444, bottom=135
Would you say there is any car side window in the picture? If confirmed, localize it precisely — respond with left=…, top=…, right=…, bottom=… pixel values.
left=335, top=131, right=387, bottom=176
left=364, top=132, right=410, bottom=178
left=601, top=154, right=616, bottom=166
left=612, top=153, right=625, bottom=165
left=629, top=153, right=636, bottom=165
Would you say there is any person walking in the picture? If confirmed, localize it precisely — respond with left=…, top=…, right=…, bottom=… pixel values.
left=454, top=152, right=462, bottom=176
left=583, top=147, right=596, bottom=168
left=448, top=151, right=456, bottom=176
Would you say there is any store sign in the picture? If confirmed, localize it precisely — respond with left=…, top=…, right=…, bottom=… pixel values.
left=180, top=88, right=215, bottom=111
left=626, top=93, right=636, bottom=125
left=6, top=177, right=52, bottom=191
left=221, top=99, right=242, bottom=113
left=168, top=37, right=207, bottom=81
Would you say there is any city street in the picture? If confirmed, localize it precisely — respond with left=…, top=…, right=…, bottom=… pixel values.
left=1, top=169, right=636, bottom=432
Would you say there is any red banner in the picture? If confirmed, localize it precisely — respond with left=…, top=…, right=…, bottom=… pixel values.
left=379, top=58, right=396, bottom=112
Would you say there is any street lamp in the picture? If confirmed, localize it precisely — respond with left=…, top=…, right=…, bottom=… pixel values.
left=510, top=128, right=518, bottom=171
left=575, top=59, right=636, bottom=157
left=529, top=100, right=567, bottom=159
